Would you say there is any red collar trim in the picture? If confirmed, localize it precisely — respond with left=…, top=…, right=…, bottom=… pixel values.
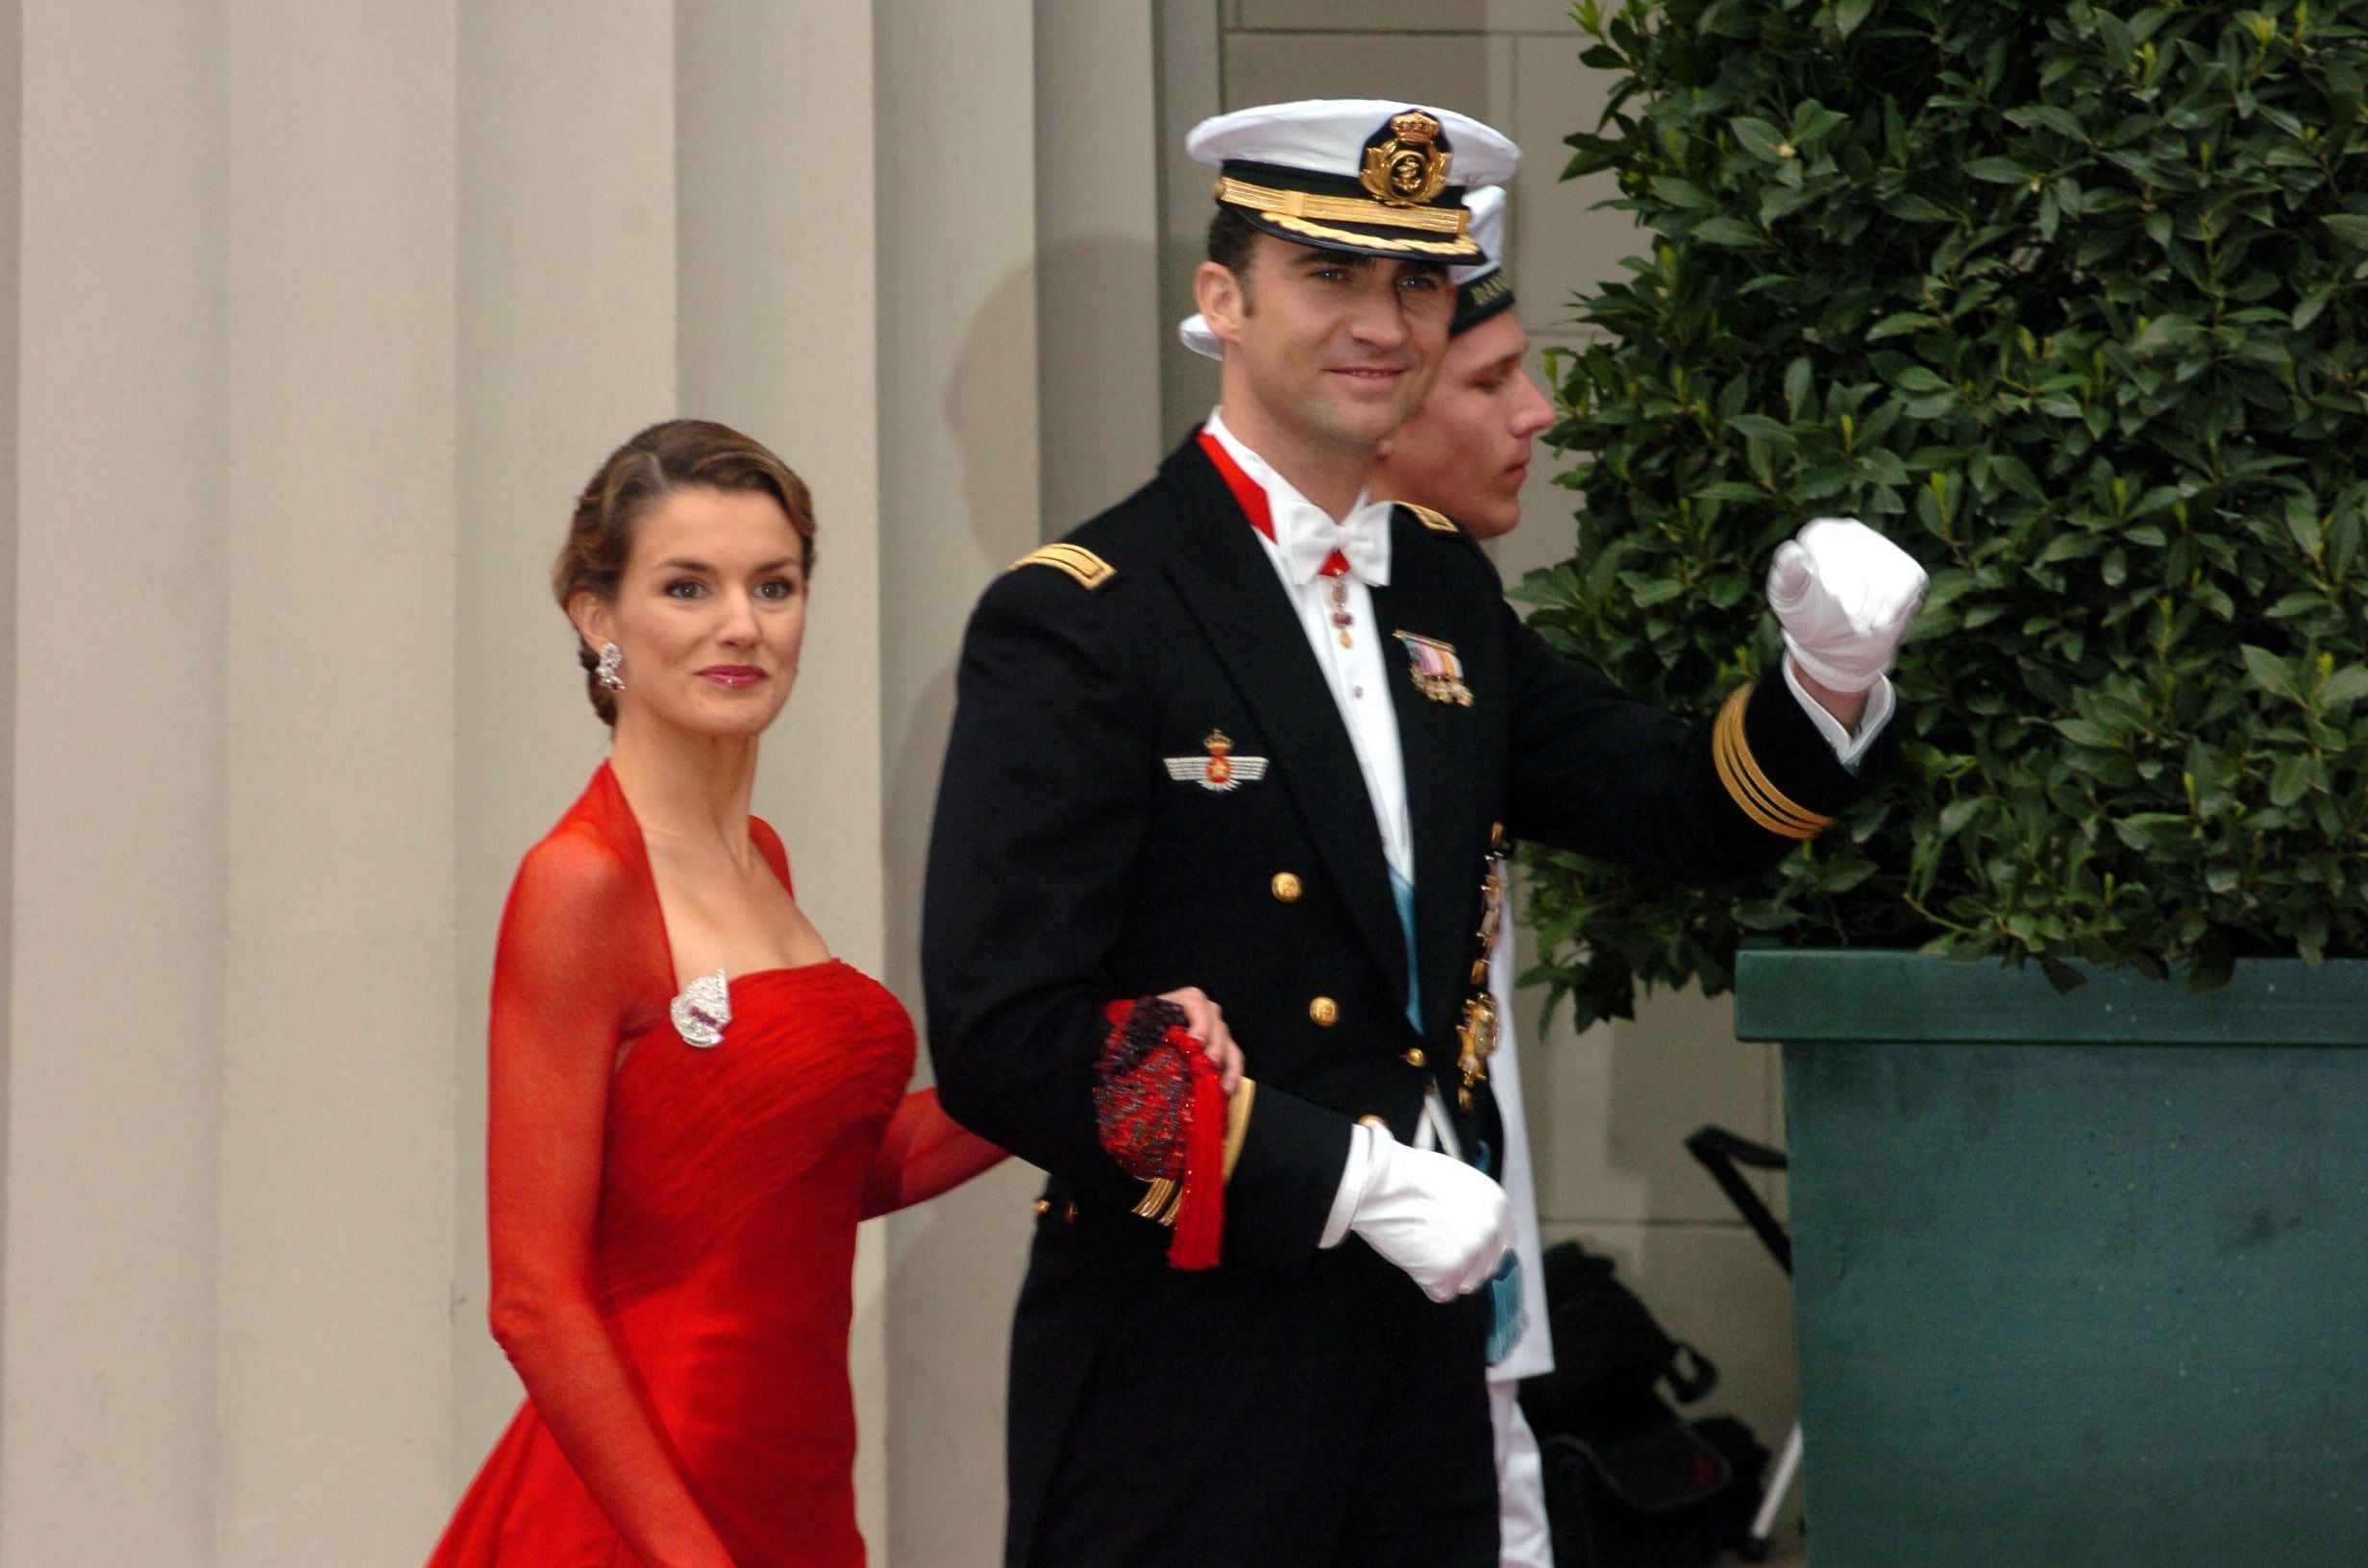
left=1196, top=427, right=1273, bottom=543
left=1196, top=427, right=1350, bottom=577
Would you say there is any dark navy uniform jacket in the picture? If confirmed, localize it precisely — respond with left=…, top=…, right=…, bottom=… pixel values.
left=922, top=433, right=1886, bottom=1562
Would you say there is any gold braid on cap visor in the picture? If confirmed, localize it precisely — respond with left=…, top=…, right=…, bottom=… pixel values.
left=1214, top=176, right=1482, bottom=257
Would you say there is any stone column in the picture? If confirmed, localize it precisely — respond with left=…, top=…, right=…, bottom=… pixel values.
left=873, top=2, right=1047, bottom=1561
left=4, top=4, right=228, bottom=1560
left=450, top=0, right=681, bottom=1473
left=675, top=0, right=893, bottom=1541
left=214, top=5, right=460, bottom=1557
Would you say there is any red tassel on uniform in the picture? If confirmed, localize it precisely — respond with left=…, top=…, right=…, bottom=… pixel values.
left=1169, top=1050, right=1225, bottom=1270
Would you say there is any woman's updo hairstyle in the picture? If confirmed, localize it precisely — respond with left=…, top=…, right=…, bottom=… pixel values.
left=554, top=418, right=817, bottom=725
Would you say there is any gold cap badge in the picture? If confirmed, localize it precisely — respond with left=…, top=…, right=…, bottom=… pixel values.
left=1361, top=110, right=1451, bottom=208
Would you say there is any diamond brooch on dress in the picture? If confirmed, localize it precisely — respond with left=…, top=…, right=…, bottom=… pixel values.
left=671, top=969, right=729, bottom=1047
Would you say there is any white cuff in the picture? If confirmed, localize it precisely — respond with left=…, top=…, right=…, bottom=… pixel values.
left=1784, top=657, right=1895, bottom=774
left=1319, top=1121, right=1375, bottom=1249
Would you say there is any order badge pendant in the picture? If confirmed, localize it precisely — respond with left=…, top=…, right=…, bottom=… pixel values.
left=672, top=969, right=730, bottom=1047
left=1165, top=728, right=1270, bottom=793
left=1394, top=631, right=1474, bottom=705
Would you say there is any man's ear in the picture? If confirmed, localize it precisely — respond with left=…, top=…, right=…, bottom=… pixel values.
left=1195, top=259, right=1248, bottom=346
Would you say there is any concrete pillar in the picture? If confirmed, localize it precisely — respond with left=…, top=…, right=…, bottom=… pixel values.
left=1033, top=0, right=1165, bottom=534
left=4, top=4, right=226, bottom=1560
left=674, top=0, right=893, bottom=1543
left=874, top=2, right=1046, bottom=1562
left=450, top=0, right=680, bottom=1471
left=212, top=5, right=460, bottom=1559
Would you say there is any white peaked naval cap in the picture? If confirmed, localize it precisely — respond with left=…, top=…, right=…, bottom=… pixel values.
left=1186, top=99, right=1519, bottom=264
left=1449, top=185, right=1510, bottom=289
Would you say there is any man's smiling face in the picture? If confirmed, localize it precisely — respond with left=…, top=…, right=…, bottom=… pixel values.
left=1211, top=233, right=1452, bottom=458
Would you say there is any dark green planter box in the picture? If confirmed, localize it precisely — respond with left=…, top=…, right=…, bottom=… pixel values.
left=1735, top=949, right=2368, bottom=1568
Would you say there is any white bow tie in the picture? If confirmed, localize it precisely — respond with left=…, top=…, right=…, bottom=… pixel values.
left=1273, top=495, right=1394, bottom=589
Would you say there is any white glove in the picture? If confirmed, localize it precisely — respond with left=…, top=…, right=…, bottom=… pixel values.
left=1766, top=518, right=1928, bottom=694
left=1344, top=1124, right=1515, bottom=1303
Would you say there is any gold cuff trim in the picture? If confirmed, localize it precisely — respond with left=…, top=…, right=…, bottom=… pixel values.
left=1221, top=1078, right=1256, bottom=1183
left=1215, top=177, right=1471, bottom=236
left=1009, top=543, right=1116, bottom=590
left=1132, top=1177, right=1184, bottom=1227
left=1405, top=502, right=1459, bottom=534
left=1714, top=685, right=1831, bottom=840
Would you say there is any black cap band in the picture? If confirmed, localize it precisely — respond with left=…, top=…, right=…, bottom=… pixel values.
left=1451, top=269, right=1515, bottom=336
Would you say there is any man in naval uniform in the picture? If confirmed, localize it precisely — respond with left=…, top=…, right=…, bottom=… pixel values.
left=1179, top=181, right=1564, bottom=1566
left=924, top=100, right=1926, bottom=1568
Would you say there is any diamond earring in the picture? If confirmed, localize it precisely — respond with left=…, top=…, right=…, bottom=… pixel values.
left=596, top=641, right=626, bottom=692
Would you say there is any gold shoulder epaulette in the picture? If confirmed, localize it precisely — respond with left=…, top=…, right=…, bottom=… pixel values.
left=1404, top=502, right=1461, bottom=534
left=1713, top=684, right=1833, bottom=841
left=1009, top=543, right=1117, bottom=590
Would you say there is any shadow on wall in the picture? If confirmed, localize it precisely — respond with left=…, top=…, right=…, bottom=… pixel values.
left=870, top=254, right=1055, bottom=1568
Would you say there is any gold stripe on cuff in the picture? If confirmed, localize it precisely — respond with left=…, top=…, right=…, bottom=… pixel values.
left=1132, top=1178, right=1175, bottom=1223
left=1221, top=1078, right=1257, bottom=1183
left=1714, top=685, right=1831, bottom=840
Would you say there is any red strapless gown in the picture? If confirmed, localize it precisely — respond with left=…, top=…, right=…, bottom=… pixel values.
left=428, top=768, right=996, bottom=1568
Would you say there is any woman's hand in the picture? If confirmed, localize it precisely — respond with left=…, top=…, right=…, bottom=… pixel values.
left=1157, top=984, right=1246, bottom=1094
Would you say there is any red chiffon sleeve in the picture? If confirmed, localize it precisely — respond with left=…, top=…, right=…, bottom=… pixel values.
left=482, top=820, right=736, bottom=1568
left=861, top=1088, right=1009, bottom=1218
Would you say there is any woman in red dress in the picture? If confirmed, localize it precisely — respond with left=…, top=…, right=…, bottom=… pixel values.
left=425, top=420, right=1125, bottom=1567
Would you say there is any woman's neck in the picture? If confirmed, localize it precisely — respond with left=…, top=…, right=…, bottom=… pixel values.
left=605, top=717, right=762, bottom=853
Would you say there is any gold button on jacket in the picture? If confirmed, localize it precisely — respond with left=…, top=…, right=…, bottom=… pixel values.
left=1402, top=1046, right=1426, bottom=1068
left=1270, top=871, right=1302, bottom=902
left=1308, top=995, right=1339, bottom=1026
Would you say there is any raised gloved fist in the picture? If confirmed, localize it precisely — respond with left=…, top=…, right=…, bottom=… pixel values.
left=1766, top=518, right=1928, bottom=694
left=1345, top=1124, right=1515, bottom=1303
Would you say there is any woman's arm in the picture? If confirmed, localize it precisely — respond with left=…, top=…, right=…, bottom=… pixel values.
left=483, top=837, right=738, bottom=1568
left=859, top=1087, right=1010, bottom=1218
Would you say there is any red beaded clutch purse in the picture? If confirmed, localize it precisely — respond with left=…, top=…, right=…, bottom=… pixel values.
left=1094, top=996, right=1225, bottom=1269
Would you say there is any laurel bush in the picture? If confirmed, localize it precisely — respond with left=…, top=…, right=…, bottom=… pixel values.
left=1519, top=0, right=2368, bottom=1026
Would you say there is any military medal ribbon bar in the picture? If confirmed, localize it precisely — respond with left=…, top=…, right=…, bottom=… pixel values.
left=1394, top=631, right=1473, bottom=706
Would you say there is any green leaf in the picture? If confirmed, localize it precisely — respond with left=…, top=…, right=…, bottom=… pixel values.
left=2270, top=753, right=2318, bottom=808
left=1690, top=215, right=1762, bottom=248
left=1731, top=117, right=1788, bottom=161
left=2240, top=645, right=2303, bottom=703
left=1937, top=797, right=1987, bottom=838
left=2318, top=666, right=2368, bottom=712
left=1650, top=176, right=1716, bottom=209
left=2322, top=213, right=2368, bottom=250
left=1867, top=312, right=1939, bottom=342
left=1966, top=157, right=2036, bottom=184
left=2008, top=105, right=2091, bottom=143
left=1832, top=0, right=1877, bottom=37
left=1724, top=413, right=1796, bottom=443
left=2053, top=719, right=2118, bottom=747
left=1880, top=191, right=1953, bottom=223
